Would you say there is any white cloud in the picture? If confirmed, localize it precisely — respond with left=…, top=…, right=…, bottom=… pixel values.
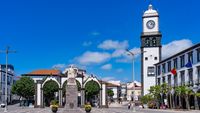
left=101, top=64, right=112, bottom=70
left=52, top=64, right=66, bottom=70
left=75, top=51, right=111, bottom=65
left=115, top=47, right=141, bottom=63
left=112, top=49, right=126, bottom=58
left=98, top=40, right=129, bottom=50
left=116, top=68, right=123, bottom=73
left=83, top=41, right=92, bottom=47
left=102, top=76, right=115, bottom=81
left=162, top=39, right=193, bottom=59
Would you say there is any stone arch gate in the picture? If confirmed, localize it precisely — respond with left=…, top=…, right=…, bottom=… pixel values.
left=24, top=69, right=108, bottom=108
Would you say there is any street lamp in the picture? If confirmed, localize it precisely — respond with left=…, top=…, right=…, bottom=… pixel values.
left=0, top=46, right=16, bottom=112
left=126, top=49, right=146, bottom=112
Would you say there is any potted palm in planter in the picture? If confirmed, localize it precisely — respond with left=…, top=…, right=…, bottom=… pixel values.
left=84, top=102, right=92, bottom=113
left=50, top=100, right=59, bottom=113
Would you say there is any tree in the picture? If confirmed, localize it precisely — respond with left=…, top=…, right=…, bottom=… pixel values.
left=85, top=81, right=100, bottom=102
left=85, top=81, right=100, bottom=96
left=107, top=89, right=114, bottom=100
left=141, top=94, right=153, bottom=105
left=43, top=80, right=59, bottom=106
left=175, top=86, right=192, bottom=110
left=149, top=85, right=161, bottom=108
left=11, top=76, right=35, bottom=100
left=161, top=83, right=172, bottom=108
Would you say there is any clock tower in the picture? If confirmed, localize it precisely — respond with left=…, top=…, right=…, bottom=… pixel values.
left=141, top=4, right=162, bottom=95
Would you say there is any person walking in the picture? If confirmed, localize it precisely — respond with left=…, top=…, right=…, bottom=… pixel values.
left=128, top=102, right=131, bottom=109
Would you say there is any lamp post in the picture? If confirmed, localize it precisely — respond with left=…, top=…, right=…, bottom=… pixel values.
left=126, top=49, right=136, bottom=112
left=126, top=49, right=146, bottom=112
left=0, top=46, right=16, bottom=112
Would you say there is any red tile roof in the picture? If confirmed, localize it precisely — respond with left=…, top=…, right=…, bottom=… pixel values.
left=28, top=69, right=61, bottom=75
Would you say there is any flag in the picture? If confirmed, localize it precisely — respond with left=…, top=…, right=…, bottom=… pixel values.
left=171, top=68, right=177, bottom=75
left=185, top=61, right=192, bottom=68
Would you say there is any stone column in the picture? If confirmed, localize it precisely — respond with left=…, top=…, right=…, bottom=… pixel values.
left=35, top=80, right=43, bottom=108
left=195, top=95, right=199, bottom=110
left=41, top=88, right=44, bottom=108
left=59, top=89, right=63, bottom=107
left=81, top=89, right=85, bottom=107
left=101, top=83, right=107, bottom=107
left=34, top=83, right=37, bottom=108
left=99, top=89, right=102, bottom=108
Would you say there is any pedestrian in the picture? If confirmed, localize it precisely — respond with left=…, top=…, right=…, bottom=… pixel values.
left=128, top=103, right=131, bottom=109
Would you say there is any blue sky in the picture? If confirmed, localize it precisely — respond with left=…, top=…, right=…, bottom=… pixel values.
left=0, top=0, right=200, bottom=82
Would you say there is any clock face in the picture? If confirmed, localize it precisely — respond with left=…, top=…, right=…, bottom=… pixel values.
left=146, top=20, right=155, bottom=29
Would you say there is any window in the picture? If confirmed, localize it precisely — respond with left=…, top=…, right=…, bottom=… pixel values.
left=147, top=66, right=155, bottom=76
left=157, top=65, right=161, bottom=75
left=154, top=57, right=157, bottom=60
left=180, top=55, right=185, bottom=68
left=197, top=66, right=200, bottom=84
left=162, top=76, right=166, bottom=83
left=145, top=38, right=150, bottom=47
left=157, top=78, right=161, bottom=85
left=197, top=48, right=200, bottom=62
left=173, top=58, right=178, bottom=69
left=188, top=51, right=193, bottom=63
left=168, top=74, right=171, bottom=86
left=145, top=57, right=148, bottom=60
left=152, top=37, right=157, bottom=46
left=3, top=74, right=5, bottom=81
left=174, top=75, right=178, bottom=87
left=188, top=69, right=193, bottom=86
left=180, top=71, right=185, bottom=86
left=7, top=76, right=10, bottom=85
left=167, top=61, right=171, bottom=72
left=162, top=63, right=166, bottom=73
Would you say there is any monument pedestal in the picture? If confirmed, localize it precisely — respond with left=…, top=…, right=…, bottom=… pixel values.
left=63, top=66, right=83, bottom=113
left=65, top=85, right=78, bottom=109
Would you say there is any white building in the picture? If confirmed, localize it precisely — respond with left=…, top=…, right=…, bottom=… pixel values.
left=126, top=81, right=142, bottom=101
left=155, top=43, right=200, bottom=109
left=141, top=4, right=162, bottom=95
left=0, top=65, right=15, bottom=104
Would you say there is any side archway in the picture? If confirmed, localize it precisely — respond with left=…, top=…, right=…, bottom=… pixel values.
left=84, top=80, right=101, bottom=107
left=43, top=80, right=59, bottom=106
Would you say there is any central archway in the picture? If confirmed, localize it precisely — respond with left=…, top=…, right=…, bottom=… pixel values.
left=85, top=80, right=100, bottom=107
left=62, top=80, right=81, bottom=107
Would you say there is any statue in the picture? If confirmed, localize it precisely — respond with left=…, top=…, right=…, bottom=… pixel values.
left=68, top=65, right=77, bottom=78
left=67, top=66, right=78, bottom=85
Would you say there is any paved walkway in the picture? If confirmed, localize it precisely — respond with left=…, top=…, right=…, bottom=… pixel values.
left=0, top=104, right=200, bottom=113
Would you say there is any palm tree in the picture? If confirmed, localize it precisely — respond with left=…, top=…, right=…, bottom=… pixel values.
left=175, top=86, right=192, bottom=110
left=175, top=86, right=182, bottom=108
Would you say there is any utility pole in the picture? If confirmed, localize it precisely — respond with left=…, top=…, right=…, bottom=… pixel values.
left=0, top=46, right=16, bottom=112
